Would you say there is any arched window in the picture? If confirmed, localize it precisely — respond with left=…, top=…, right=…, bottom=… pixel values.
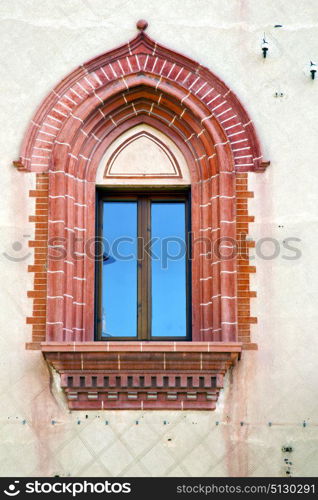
left=19, top=22, right=269, bottom=410
left=95, top=124, right=192, bottom=342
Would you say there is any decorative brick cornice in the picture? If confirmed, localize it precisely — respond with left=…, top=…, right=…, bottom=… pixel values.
left=42, top=342, right=241, bottom=410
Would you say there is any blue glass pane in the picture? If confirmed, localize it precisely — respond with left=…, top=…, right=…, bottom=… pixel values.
left=151, top=202, right=187, bottom=337
left=102, top=201, right=137, bottom=337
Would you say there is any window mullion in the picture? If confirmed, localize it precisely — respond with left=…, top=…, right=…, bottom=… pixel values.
left=146, top=198, right=152, bottom=339
left=96, top=197, right=103, bottom=340
left=138, top=197, right=150, bottom=340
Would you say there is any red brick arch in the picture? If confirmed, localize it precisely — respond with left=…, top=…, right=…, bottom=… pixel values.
left=20, top=28, right=268, bottom=409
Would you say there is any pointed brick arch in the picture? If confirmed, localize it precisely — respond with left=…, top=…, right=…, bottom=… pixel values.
left=19, top=31, right=264, bottom=174
left=20, top=26, right=268, bottom=410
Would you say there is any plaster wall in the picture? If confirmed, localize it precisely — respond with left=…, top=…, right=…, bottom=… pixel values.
left=0, top=0, right=318, bottom=477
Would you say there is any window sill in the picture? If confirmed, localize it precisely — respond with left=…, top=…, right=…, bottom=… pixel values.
left=39, top=341, right=242, bottom=410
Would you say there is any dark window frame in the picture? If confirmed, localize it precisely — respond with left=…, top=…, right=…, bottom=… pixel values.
left=95, top=188, right=192, bottom=341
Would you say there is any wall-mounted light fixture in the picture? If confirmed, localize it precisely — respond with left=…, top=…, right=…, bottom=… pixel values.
left=310, top=61, right=317, bottom=80
left=262, top=35, right=269, bottom=58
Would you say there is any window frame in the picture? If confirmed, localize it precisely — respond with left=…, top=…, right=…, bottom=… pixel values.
left=95, top=188, right=192, bottom=342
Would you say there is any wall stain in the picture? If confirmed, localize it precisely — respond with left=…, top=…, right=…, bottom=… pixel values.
left=222, top=353, right=256, bottom=476
left=30, top=356, right=64, bottom=476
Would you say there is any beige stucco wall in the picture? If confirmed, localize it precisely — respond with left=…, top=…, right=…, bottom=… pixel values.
left=1, top=0, right=318, bottom=477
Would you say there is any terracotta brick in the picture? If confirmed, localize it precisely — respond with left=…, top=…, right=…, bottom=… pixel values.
left=33, top=301, right=47, bottom=307
left=31, top=324, right=46, bottom=330
left=29, top=190, right=48, bottom=197
left=238, top=291, right=257, bottom=298
left=245, top=240, right=255, bottom=248
left=35, top=181, right=49, bottom=187
left=28, top=265, right=46, bottom=272
left=33, top=234, right=48, bottom=241
left=238, top=307, right=251, bottom=313
left=27, top=291, right=46, bottom=298
left=34, top=278, right=47, bottom=285
left=238, top=265, right=256, bottom=273
left=237, top=215, right=254, bottom=223
left=28, top=241, right=48, bottom=248
left=27, top=317, right=46, bottom=324
left=33, top=284, right=47, bottom=291
left=238, top=317, right=257, bottom=324
left=34, top=250, right=48, bottom=257
left=29, top=216, right=47, bottom=223
left=35, top=201, right=48, bottom=206
left=32, top=309, right=47, bottom=316
left=236, top=191, right=254, bottom=198
left=237, top=297, right=251, bottom=305
left=35, top=208, right=48, bottom=216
